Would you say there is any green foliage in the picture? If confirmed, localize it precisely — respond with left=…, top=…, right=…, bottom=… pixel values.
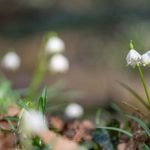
left=126, top=115, right=150, bottom=137
left=95, top=109, right=101, bottom=127
left=0, top=79, right=19, bottom=113
left=5, top=117, right=17, bottom=132
left=1, top=37, right=150, bottom=149
left=38, top=87, right=47, bottom=115
left=32, top=136, right=50, bottom=150
left=17, top=100, right=29, bottom=110
left=144, top=144, right=150, bottom=150
left=96, top=126, right=132, bottom=137
left=117, top=80, right=149, bottom=110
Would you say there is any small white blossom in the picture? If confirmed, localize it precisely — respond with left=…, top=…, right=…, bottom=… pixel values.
left=126, top=49, right=141, bottom=67
left=141, top=51, right=150, bottom=66
left=1, top=51, right=21, bottom=71
left=65, top=103, right=84, bottom=119
left=45, top=36, right=65, bottom=53
left=48, top=54, right=69, bottom=73
left=21, top=110, right=48, bottom=135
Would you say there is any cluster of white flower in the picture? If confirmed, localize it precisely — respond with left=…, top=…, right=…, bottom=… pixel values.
left=126, top=49, right=150, bottom=67
left=45, top=35, right=69, bottom=73
left=1, top=51, right=21, bottom=71
left=1, top=35, right=69, bottom=74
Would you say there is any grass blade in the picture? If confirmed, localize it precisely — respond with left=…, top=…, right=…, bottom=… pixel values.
left=97, top=126, right=133, bottom=137
left=116, top=80, right=150, bottom=110
left=126, top=115, right=150, bottom=137
left=144, top=144, right=150, bottom=150
left=5, top=117, right=16, bottom=132
left=95, top=109, right=101, bottom=127
left=38, top=87, right=47, bottom=115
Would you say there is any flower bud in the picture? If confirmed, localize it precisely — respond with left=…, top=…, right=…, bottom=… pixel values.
left=65, top=103, right=84, bottom=119
left=1, top=51, right=21, bottom=71
left=48, top=54, right=69, bottom=73
left=45, top=36, right=65, bottom=54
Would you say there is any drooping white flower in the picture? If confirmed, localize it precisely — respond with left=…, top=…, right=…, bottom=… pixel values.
left=1, top=51, right=21, bottom=71
left=64, top=103, right=84, bottom=119
left=21, top=110, right=48, bottom=135
left=48, top=54, right=69, bottom=73
left=45, top=36, right=65, bottom=53
left=141, top=51, right=150, bottom=66
left=126, top=49, right=141, bottom=67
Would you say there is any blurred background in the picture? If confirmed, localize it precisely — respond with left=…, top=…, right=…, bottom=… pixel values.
left=0, top=0, right=150, bottom=113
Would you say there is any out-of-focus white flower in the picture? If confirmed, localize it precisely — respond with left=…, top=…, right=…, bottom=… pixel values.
left=126, top=49, right=141, bottom=67
left=21, top=110, right=48, bottom=135
left=48, top=54, right=69, bottom=73
left=1, top=51, right=21, bottom=71
left=141, top=51, right=150, bottom=66
left=65, top=103, right=84, bottom=119
left=45, top=36, right=65, bottom=53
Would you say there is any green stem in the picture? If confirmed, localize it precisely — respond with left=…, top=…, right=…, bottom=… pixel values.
left=27, top=53, right=48, bottom=99
left=137, top=64, right=150, bottom=108
left=27, top=60, right=47, bottom=99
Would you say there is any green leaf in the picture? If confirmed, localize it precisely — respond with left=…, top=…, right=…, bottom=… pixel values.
left=116, top=80, right=150, bottom=110
left=97, top=126, right=133, bottom=137
left=42, top=87, right=47, bottom=102
left=32, top=136, right=42, bottom=147
left=16, top=100, right=29, bottom=110
left=95, top=109, right=101, bottom=127
left=5, top=116, right=18, bottom=121
left=144, top=144, right=150, bottom=150
left=126, top=115, right=150, bottom=137
left=38, top=87, right=47, bottom=115
left=38, top=97, right=44, bottom=113
left=5, top=117, right=16, bottom=132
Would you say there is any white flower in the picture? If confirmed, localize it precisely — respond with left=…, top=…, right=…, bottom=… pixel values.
left=21, top=110, right=48, bottom=135
left=45, top=36, right=65, bottom=53
left=126, top=49, right=141, bottom=67
left=1, top=51, right=21, bottom=71
left=141, top=51, right=150, bottom=66
left=65, top=103, right=84, bottom=119
left=48, top=54, right=69, bottom=73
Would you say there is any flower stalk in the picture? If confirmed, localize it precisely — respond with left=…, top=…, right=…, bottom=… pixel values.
left=137, top=64, right=150, bottom=108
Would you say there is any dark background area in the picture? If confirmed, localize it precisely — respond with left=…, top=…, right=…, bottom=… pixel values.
left=0, top=0, right=150, bottom=37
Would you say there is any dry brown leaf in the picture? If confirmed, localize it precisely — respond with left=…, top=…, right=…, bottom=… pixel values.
left=39, top=129, right=87, bottom=150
